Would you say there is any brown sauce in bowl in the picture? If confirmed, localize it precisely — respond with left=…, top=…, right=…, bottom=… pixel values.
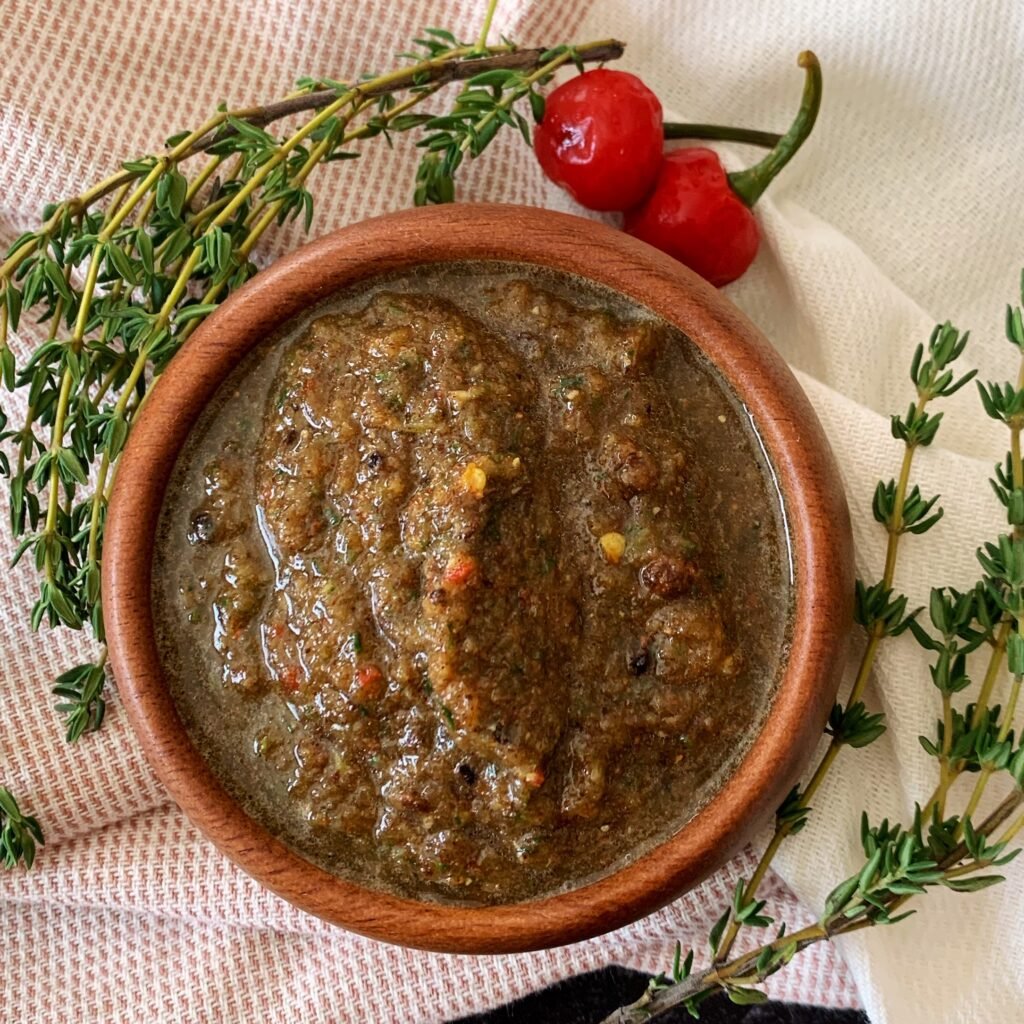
left=153, top=262, right=792, bottom=905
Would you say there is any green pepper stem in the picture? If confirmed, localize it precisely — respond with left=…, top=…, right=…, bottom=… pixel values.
left=728, top=51, right=822, bottom=207
left=662, top=123, right=782, bottom=148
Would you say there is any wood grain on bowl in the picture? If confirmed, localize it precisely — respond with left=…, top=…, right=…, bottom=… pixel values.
left=103, top=203, right=852, bottom=953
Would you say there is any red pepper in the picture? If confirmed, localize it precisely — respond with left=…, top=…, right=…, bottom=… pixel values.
left=534, top=69, right=663, bottom=211
left=625, top=52, right=822, bottom=287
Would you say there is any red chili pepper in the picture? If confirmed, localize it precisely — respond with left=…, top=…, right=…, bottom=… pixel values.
left=534, top=69, right=663, bottom=211
left=625, top=52, right=822, bottom=287
left=280, top=665, right=302, bottom=692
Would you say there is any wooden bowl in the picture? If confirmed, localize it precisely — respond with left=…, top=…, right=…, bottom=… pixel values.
left=104, top=203, right=852, bottom=953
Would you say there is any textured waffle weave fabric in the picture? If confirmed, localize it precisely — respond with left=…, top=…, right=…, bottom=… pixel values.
left=2, top=2, right=1023, bottom=1021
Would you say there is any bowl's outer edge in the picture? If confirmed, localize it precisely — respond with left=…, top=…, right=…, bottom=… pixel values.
left=103, top=203, right=853, bottom=953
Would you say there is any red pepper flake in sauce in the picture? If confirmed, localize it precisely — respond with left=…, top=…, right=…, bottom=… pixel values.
left=443, top=552, right=480, bottom=587
left=355, top=664, right=384, bottom=699
left=279, top=666, right=301, bottom=693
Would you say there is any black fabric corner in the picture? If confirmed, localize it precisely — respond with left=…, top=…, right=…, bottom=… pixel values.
left=447, top=965, right=870, bottom=1024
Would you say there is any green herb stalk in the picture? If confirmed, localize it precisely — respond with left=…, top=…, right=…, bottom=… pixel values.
left=711, top=323, right=976, bottom=966
left=603, top=278, right=1024, bottom=1022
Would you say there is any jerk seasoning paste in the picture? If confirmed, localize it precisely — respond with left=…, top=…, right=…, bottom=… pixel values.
left=153, top=264, right=791, bottom=904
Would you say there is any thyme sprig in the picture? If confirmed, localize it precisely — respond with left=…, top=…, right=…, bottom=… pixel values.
left=709, top=322, right=976, bottom=966
left=604, top=281, right=1024, bottom=1021
left=621, top=792, right=1024, bottom=1022
left=0, top=32, right=625, bottom=788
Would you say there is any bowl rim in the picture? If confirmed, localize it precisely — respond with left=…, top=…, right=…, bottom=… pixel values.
left=103, top=202, right=852, bottom=953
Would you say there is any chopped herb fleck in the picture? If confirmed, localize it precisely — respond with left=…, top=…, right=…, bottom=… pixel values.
left=552, top=374, right=585, bottom=399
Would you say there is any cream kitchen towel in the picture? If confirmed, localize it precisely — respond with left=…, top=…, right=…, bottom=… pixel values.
left=1, top=1, right=1021, bottom=1021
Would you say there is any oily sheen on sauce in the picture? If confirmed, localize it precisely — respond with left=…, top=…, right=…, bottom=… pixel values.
left=152, top=262, right=792, bottom=905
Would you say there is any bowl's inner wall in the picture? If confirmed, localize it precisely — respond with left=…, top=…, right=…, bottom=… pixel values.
left=150, top=260, right=794, bottom=905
